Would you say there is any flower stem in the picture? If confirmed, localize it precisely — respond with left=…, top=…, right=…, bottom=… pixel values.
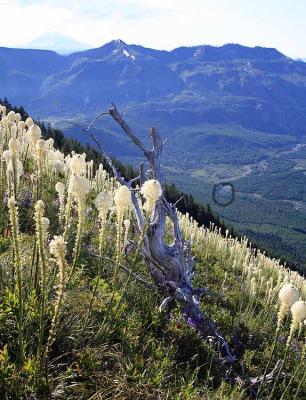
left=8, top=197, right=25, bottom=362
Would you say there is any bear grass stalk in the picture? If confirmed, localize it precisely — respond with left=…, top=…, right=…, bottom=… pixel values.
left=95, top=191, right=113, bottom=258
left=114, top=185, right=132, bottom=280
left=7, top=196, right=25, bottom=361
left=68, top=173, right=89, bottom=279
left=280, top=341, right=306, bottom=400
left=44, top=236, right=67, bottom=370
left=256, top=283, right=300, bottom=399
left=34, top=200, right=49, bottom=368
left=269, top=298, right=306, bottom=400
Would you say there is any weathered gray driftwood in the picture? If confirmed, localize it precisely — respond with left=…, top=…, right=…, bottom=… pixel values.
left=87, top=104, right=235, bottom=363
left=71, top=104, right=284, bottom=395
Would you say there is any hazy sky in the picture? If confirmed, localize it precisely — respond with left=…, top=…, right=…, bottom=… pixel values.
left=0, top=0, right=305, bottom=58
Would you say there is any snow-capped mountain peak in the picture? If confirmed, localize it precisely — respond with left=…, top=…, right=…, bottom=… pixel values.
left=21, top=32, right=92, bottom=55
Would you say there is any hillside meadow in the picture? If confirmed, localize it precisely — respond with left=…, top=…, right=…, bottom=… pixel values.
left=0, top=105, right=305, bottom=399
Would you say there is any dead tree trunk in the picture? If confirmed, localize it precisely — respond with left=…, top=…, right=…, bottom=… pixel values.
left=100, top=104, right=236, bottom=363
left=77, top=103, right=283, bottom=394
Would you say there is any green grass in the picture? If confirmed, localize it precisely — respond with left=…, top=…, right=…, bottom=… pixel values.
left=0, top=187, right=305, bottom=399
left=0, top=107, right=305, bottom=399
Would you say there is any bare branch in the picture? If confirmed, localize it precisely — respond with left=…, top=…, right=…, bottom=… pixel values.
left=150, top=127, right=163, bottom=157
left=63, top=118, right=127, bottom=186
left=129, top=175, right=140, bottom=184
left=87, top=111, right=110, bottom=131
left=109, top=104, right=150, bottom=157
left=172, top=195, right=184, bottom=208
left=249, top=360, right=284, bottom=386
left=139, top=162, right=146, bottom=185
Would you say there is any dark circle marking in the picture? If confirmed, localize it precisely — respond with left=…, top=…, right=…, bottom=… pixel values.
left=212, top=182, right=235, bottom=207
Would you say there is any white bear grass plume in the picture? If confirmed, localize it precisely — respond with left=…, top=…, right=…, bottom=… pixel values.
left=277, top=283, right=300, bottom=330
left=114, top=185, right=132, bottom=269
left=140, top=179, right=162, bottom=214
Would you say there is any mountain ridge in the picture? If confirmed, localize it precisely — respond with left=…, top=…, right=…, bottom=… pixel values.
left=2, top=39, right=304, bottom=135
left=2, top=40, right=306, bottom=271
left=2, top=39, right=306, bottom=153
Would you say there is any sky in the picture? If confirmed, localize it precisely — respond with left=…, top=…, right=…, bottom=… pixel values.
left=0, top=0, right=305, bottom=58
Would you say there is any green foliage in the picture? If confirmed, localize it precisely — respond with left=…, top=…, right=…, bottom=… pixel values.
left=165, top=183, right=232, bottom=235
left=0, top=100, right=305, bottom=400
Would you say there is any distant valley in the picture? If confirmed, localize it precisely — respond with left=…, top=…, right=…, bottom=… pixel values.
left=1, top=39, right=306, bottom=270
